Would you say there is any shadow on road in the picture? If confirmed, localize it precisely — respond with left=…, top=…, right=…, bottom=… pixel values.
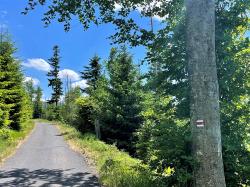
left=0, top=168, right=99, bottom=187
left=55, top=132, right=69, bottom=136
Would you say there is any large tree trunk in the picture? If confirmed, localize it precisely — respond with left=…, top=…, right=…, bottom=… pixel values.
left=185, top=0, right=226, bottom=186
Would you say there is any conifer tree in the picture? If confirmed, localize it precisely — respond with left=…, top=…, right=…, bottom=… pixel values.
left=0, top=35, right=25, bottom=130
left=80, top=55, right=101, bottom=94
left=102, top=48, right=142, bottom=153
left=21, top=88, right=33, bottom=122
left=80, top=55, right=102, bottom=136
left=47, top=45, right=63, bottom=107
left=33, top=86, right=43, bottom=118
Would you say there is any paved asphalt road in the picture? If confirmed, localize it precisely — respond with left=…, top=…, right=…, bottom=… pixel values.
left=0, top=123, right=100, bottom=187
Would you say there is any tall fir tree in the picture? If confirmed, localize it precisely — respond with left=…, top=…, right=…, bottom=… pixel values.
left=47, top=45, right=63, bottom=107
left=80, top=55, right=101, bottom=94
left=79, top=55, right=102, bottom=136
left=0, top=35, right=26, bottom=130
left=102, top=48, right=142, bottom=153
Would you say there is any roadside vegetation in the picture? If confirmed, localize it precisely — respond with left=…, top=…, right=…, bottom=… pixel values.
left=54, top=121, right=162, bottom=187
left=0, top=120, right=34, bottom=164
left=42, top=42, right=249, bottom=186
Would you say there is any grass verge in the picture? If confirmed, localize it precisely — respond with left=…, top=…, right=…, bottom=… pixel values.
left=0, top=120, right=35, bottom=164
left=53, top=122, right=160, bottom=187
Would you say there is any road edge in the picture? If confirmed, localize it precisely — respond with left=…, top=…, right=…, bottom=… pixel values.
left=53, top=122, right=100, bottom=180
left=0, top=120, right=36, bottom=167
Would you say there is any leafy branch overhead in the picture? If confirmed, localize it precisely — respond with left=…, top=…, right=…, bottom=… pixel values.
left=23, top=0, right=249, bottom=47
left=23, top=0, right=182, bottom=46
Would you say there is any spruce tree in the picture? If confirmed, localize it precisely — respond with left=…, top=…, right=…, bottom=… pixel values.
left=33, top=86, right=43, bottom=118
left=80, top=55, right=102, bottom=136
left=102, top=48, right=142, bottom=153
left=0, top=36, right=25, bottom=130
left=47, top=45, right=63, bottom=107
left=80, top=55, right=101, bottom=94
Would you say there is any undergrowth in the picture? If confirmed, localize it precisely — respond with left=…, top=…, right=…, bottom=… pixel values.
left=55, top=122, right=163, bottom=187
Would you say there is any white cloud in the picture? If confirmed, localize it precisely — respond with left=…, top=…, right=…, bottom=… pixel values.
left=114, top=3, right=122, bottom=11
left=114, top=1, right=167, bottom=21
left=24, top=76, right=40, bottom=86
left=137, top=1, right=167, bottom=22
left=59, top=95, right=65, bottom=102
left=152, top=15, right=167, bottom=21
left=71, top=80, right=88, bottom=89
left=59, top=69, right=80, bottom=81
left=41, top=98, right=46, bottom=102
left=23, top=58, right=51, bottom=72
left=114, top=1, right=166, bottom=22
left=41, top=94, right=47, bottom=102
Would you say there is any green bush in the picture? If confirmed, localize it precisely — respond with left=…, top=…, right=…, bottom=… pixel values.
left=74, top=96, right=94, bottom=133
left=43, top=105, right=63, bottom=121
left=0, top=128, right=10, bottom=139
left=136, top=94, right=195, bottom=186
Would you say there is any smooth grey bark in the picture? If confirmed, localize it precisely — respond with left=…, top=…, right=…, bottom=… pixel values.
left=185, top=0, right=226, bottom=186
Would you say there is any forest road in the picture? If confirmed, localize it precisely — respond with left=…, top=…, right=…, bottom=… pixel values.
left=0, top=122, right=100, bottom=187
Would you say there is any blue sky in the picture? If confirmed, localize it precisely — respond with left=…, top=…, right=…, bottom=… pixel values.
left=0, top=0, right=165, bottom=100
